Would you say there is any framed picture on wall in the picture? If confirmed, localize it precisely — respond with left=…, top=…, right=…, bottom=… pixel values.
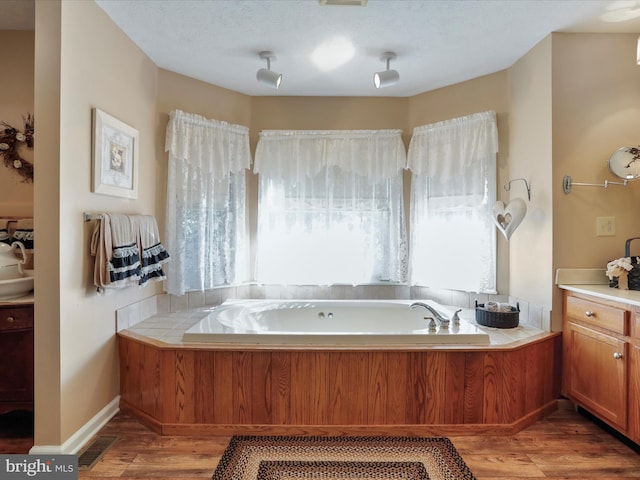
left=91, top=108, right=139, bottom=199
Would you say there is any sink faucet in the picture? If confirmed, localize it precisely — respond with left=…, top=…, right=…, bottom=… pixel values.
left=410, top=302, right=462, bottom=328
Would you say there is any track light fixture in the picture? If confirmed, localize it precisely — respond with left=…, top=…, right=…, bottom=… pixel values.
left=373, top=52, right=399, bottom=89
left=256, top=51, right=282, bottom=89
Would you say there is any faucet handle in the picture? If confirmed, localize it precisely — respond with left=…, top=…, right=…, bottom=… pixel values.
left=425, top=316, right=437, bottom=331
left=451, top=308, right=462, bottom=326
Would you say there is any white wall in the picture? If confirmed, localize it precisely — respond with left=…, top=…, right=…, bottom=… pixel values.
left=507, top=35, right=554, bottom=320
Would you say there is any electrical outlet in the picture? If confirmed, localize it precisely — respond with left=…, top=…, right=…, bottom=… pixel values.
left=596, top=216, right=616, bottom=236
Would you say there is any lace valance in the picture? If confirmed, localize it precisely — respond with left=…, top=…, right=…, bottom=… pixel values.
left=165, top=109, right=251, bottom=177
left=254, top=129, right=406, bottom=181
left=407, top=111, right=498, bottom=180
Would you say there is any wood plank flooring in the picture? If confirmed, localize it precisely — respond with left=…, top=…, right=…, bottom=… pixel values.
left=1, top=401, right=639, bottom=479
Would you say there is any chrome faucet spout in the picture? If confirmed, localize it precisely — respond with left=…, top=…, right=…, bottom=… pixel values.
left=410, top=301, right=449, bottom=327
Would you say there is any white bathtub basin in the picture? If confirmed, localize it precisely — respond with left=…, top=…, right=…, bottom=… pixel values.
left=183, top=299, right=490, bottom=345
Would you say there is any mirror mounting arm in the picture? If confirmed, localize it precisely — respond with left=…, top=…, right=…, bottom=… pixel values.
left=563, top=175, right=627, bottom=194
left=563, top=146, right=639, bottom=194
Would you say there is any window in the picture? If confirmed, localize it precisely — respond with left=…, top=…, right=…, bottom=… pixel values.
left=254, top=130, right=407, bottom=285
left=164, top=110, right=251, bottom=295
left=407, top=111, right=498, bottom=293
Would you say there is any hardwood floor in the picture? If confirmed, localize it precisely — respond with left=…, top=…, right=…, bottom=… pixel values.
left=2, top=402, right=639, bottom=479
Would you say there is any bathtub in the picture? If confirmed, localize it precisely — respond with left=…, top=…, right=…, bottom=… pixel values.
left=182, top=299, right=490, bottom=345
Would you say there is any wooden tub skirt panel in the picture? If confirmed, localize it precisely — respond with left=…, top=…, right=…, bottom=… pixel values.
left=118, top=333, right=561, bottom=435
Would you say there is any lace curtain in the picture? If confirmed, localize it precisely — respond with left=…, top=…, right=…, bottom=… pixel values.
left=164, top=110, right=251, bottom=295
left=407, top=111, right=498, bottom=293
left=254, top=129, right=407, bottom=285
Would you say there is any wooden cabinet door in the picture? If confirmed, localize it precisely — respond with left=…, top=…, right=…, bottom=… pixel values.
left=0, top=328, right=33, bottom=403
left=0, top=305, right=34, bottom=413
left=566, top=322, right=627, bottom=430
left=629, top=342, right=640, bottom=444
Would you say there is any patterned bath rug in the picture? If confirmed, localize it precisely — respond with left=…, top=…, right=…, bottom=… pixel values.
left=212, top=435, right=476, bottom=480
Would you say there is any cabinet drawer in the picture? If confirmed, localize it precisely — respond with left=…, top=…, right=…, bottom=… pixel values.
left=0, top=306, right=33, bottom=331
left=566, top=296, right=627, bottom=335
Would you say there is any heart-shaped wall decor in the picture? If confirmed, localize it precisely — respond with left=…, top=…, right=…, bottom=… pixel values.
left=492, top=198, right=527, bottom=240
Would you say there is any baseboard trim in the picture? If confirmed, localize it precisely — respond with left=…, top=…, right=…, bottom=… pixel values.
left=29, top=395, right=120, bottom=455
left=121, top=398, right=559, bottom=437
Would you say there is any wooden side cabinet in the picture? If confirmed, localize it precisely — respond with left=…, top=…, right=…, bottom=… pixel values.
left=562, top=291, right=636, bottom=441
left=0, top=303, right=34, bottom=414
left=564, top=321, right=627, bottom=429
left=630, top=308, right=640, bottom=445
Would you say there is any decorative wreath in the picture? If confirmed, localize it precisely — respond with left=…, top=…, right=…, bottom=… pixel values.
left=0, top=114, right=34, bottom=182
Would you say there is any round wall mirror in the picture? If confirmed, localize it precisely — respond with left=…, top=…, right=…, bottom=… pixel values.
left=609, top=146, right=640, bottom=180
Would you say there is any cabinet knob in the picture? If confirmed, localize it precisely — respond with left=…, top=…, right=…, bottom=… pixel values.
left=613, top=352, right=623, bottom=360
left=5, top=316, right=14, bottom=323
left=585, top=311, right=595, bottom=317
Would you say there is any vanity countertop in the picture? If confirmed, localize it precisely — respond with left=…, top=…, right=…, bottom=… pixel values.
left=556, top=268, right=640, bottom=307
left=0, top=294, right=34, bottom=306
left=558, top=283, right=640, bottom=308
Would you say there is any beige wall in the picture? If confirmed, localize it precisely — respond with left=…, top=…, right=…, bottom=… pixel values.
left=408, top=71, right=510, bottom=294
left=508, top=36, right=553, bottom=315
left=0, top=30, right=34, bottom=217
left=551, top=32, right=640, bottom=328
left=33, top=0, right=62, bottom=448
left=35, top=0, right=159, bottom=447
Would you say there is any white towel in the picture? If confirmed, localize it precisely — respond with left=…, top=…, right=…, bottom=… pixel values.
left=90, top=213, right=141, bottom=292
left=91, top=213, right=170, bottom=292
left=90, top=214, right=113, bottom=291
left=108, top=214, right=141, bottom=288
left=485, top=301, right=513, bottom=313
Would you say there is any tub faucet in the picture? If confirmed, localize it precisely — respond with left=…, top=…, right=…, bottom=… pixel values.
left=410, top=302, right=462, bottom=328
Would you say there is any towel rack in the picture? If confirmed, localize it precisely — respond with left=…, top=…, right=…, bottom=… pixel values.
left=562, top=175, right=628, bottom=194
left=83, top=212, right=104, bottom=222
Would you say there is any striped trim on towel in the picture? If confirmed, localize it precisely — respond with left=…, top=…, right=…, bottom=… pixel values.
left=12, top=229, right=33, bottom=250
left=14, top=219, right=34, bottom=250
left=91, top=213, right=169, bottom=293
left=138, top=215, right=170, bottom=286
left=140, top=242, right=170, bottom=285
left=109, top=242, right=141, bottom=284
left=106, top=214, right=141, bottom=288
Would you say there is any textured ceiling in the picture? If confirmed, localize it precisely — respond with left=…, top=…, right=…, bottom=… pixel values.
left=5, top=0, right=640, bottom=97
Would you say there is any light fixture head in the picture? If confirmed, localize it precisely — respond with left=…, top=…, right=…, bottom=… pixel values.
left=374, top=69, right=400, bottom=88
left=256, top=51, right=282, bottom=89
left=374, top=52, right=399, bottom=89
left=256, top=68, right=282, bottom=88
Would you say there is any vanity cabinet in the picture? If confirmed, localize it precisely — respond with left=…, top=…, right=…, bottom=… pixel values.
left=0, top=303, right=33, bottom=414
left=563, top=291, right=638, bottom=443
left=630, top=309, right=640, bottom=443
